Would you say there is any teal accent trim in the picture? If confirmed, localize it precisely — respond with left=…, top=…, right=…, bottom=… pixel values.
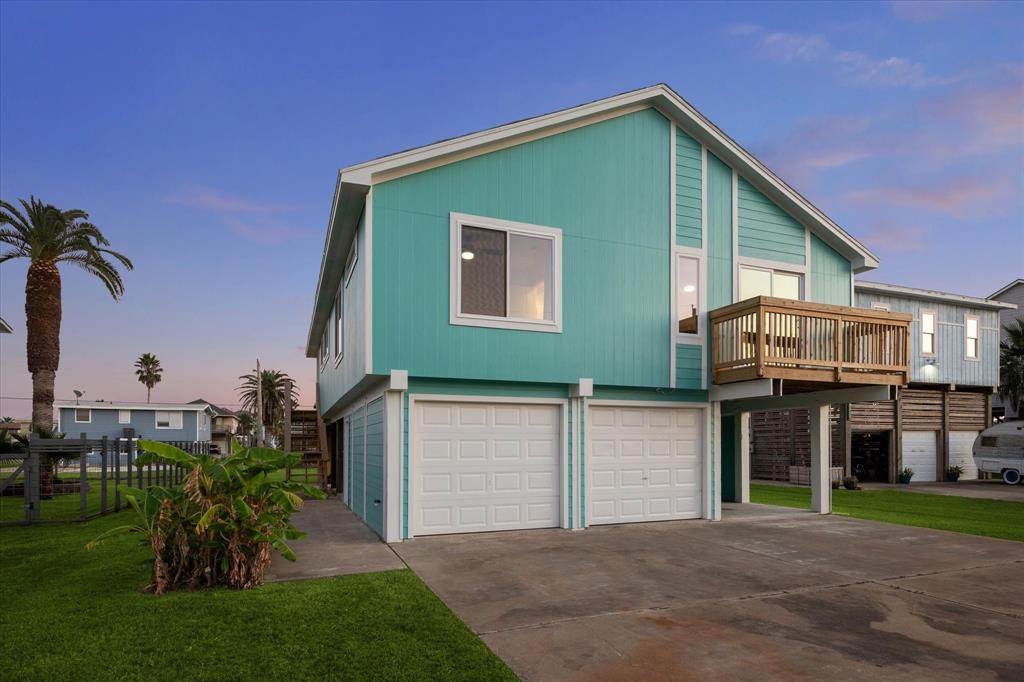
left=365, top=397, right=385, bottom=537
left=567, top=399, right=573, bottom=529
left=675, top=127, right=702, bottom=248
left=590, top=385, right=708, bottom=402
left=580, top=398, right=586, bottom=527
left=402, top=392, right=409, bottom=539
left=675, top=344, right=703, bottom=389
left=737, top=178, right=806, bottom=266
left=408, top=378, right=569, bottom=399
left=810, top=234, right=852, bottom=306
left=373, top=109, right=672, bottom=388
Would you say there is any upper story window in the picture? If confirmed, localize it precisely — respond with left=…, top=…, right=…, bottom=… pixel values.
left=921, top=310, right=936, bottom=355
left=74, top=408, right=91, bottom=423
left=344, top=235, right=358, bottom=286
left=677, top=255, right=702, bottom=336
left=320, top=325, right=329, bottom=368
left=965, top=315, right=979, bottom=359
left=334, top=290, right=343, bottom=361
left=739, top=265, right=802, bottom=301
left=450, top=213, right=562, bottom=333
left=155, top=411, right=183, bottom=429
left=118, top=410, right=131, bottom=424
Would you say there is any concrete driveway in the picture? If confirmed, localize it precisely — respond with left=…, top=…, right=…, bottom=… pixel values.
left=395, top=504, right=1024, bottom=681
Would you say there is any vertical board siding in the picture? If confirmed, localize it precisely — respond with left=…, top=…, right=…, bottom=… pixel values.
left=675, top=344, right=703, bottom=389
left=349, top=406, right=366, bottom=519
left=318, top=211, right=368, bottom=415
left=372, top=109, right=671, bottom=388
left=854, top=291, right=1000, bottom=386
left=364, top=397, right=385, bottom=537
left=675, top=128, right=702, bottom=248
left=737, top=178, right=805, bottom=265
left=811, top=234, right=852, bottom=306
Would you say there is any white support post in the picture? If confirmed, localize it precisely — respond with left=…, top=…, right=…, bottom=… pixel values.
left=810, top=404, right=831, bottom=514
left=707, top=402, right=723, bottom=520
left=383, top=381, right=406, bottom=543
left=735, top=412, right=750, bottom=504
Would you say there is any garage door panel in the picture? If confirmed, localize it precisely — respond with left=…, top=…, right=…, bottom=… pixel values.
left=902, top=431, right=938, bottom=482
left=589, top=406, right=702, bottom=525
left=414, top=401, right=560, bottom=536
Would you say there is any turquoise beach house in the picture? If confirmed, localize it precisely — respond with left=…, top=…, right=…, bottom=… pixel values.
left=307, top=84, right=911, bottom=542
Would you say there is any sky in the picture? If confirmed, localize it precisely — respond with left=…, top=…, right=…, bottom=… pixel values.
left=1, top=0, right=1022, bottom=418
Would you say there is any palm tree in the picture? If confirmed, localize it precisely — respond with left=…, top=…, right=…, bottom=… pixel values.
left=134, top=352, right=163, bottom=403
left=999, top=317, right=1024, bottom=417
left=235, top=410, right=256, bottom=446
left=1, top=197, right=133, bottom=430
left=236, top=369, right=298, bottom=443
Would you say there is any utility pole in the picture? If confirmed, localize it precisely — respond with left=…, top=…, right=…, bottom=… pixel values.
left=255, top=358, right=264, bottom=448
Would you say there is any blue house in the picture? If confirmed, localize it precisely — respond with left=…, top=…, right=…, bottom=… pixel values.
left=55, top=400, right=213, bottom=442
left=308, top=84, right=914, bottom=541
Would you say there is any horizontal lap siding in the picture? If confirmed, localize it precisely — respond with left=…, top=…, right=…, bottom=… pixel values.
left=675, top=128, right=701, bottom=248
left=850, top=401, right=896, bottom=429
left=900, top=389, right=944, bottom=430
left=675, top=344, right=703, bottom=389
left=737, top=178, right=805, bottom=266
left=948, top=392, right=987, bottom=430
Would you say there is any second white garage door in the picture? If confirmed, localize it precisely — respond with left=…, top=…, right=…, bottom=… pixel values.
left=589, top=405, right=702, bottom=524
left=902, top=431, right=938, bottom=482
left=948, top=431, right=980, bottom=480
left=412, top=401, right=560, bottom=536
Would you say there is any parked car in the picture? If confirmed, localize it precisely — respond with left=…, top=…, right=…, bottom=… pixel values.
left=972, top=422, right=1024, bottom=485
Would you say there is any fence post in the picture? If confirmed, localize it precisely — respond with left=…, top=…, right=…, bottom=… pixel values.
left=126, top=432, right=135, bottom=489
left=79, top=433, right=88, bottom=520
left=26, top=440, right=40, bottom=523
left=114, top=437, right=122, bottom=510
left=101, top=436, right=108, bottom=515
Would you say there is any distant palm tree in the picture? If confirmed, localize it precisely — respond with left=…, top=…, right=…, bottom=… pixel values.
left=236, top=369, right=298, bottom=443
left=235, top=410, right=256, bottom=446
left=0, top=197, right=132, bottom=430
left=134, top=353, right=163, bottom=403
left=999, top=317, right=1024, bottom=417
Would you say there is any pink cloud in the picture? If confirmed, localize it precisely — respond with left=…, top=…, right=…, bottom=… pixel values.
left=166, top=188, right=301, bottom=213
left=845, top=177, right=1010, bottom=217
left=921, top=83, right=1024, bottom=156
left=859, top=223, right=929, bottom=252
left=225, top=218, right=315, bottom=244
left=889, top=0, right=981, bottom=23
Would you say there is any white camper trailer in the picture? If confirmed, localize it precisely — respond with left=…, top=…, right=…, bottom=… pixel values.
left=973, top=421, right=1024, bottom=485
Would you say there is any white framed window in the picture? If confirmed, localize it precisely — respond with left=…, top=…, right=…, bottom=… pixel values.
left=344, top=235, right=358, bottom=287
left=921, top=310, right=936, bottom=356
left=118, top=409, right=131, bottom=424
left=320, top=325, right=329, bottom=368
left=965, top=315, right=979, bottom=360
left=739, top=265, right=803, bottom=301
left=676, top=254, right=703, bottom=337
left=450, top=212, right=562, bottom=333
left=871, top=302, right=890, bottom=312
left=74, top=408, right=91, bottom=423
left=334, top=289, right=343, bottom=361
left=155, top=411, right=183, bottom=429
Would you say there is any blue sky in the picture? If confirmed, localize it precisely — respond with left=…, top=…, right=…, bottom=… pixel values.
left=1, top=1, right=1022, bottom=416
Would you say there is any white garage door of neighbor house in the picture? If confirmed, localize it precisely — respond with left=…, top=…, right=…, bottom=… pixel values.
left=902, top=431, right=938, bottom=482
left=948, top=431, right=980, bottom=480
left=589, top=406, right=702, bottom=525
left=412, top=401, right=560, bottom=536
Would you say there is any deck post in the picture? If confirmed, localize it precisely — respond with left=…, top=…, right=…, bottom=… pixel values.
left=810, top=405, right=832, bottom=514
left=733, top=413, right=750, bottom=503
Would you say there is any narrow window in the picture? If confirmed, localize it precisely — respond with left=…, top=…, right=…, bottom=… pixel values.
left=921, top=311, right=936, bottom=355
left=965, top=316, right=979, bottom=359
left=452, top=213, right=561, bottom=332
left=320, top=326, right=329, bottom=367
left=677, top=255, right=701, bottom=335
left=118, top=410, right=131, bottom=424
left=75, top=408, right=91, bottom=423
left=344, top=236, right=358, bottom=286
left=334, top=290, right=343, bottom=360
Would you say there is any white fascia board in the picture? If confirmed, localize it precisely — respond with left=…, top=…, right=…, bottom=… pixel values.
left=856, top=281, right=1018, bottom=310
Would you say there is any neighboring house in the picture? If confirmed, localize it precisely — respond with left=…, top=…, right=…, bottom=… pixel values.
left=989, top=278, right=1024, bottom=421
left=751, top=282, right=1014, bottom=483
left=0, top=317, right=12, bottom=333
left=190, top=398, right=241, bottom=453
left=55, top=400, right=213, bottom=442
left=307, top=83, right=913, bottom=542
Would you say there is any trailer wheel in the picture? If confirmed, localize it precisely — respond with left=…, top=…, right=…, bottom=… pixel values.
left=1002, top=469, right=1021, bottom=485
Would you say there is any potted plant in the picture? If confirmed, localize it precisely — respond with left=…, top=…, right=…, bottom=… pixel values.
left=899, top=467, right=914, bottom=484
left=946, top=465, right=964, bottom=482
left=842, top=476, right=860, bottom=491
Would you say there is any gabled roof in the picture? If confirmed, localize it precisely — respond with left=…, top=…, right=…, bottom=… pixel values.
left=856, top=280, right=1018, bottom=310
left=189, top=398, right=237, bottom=417
left=307, top=83, right=881, bottom=355
left=989, top=278, right=1024, bottom=299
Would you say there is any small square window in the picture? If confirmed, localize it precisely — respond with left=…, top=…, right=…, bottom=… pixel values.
left=155, top=411, right=182, bottom=429
left=118, top=410, right=131, bottom=424
left=74, top=408, right=91, bottom=423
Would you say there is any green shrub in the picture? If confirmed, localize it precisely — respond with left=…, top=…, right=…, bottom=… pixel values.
left=87, top=439, right=325, bottom=594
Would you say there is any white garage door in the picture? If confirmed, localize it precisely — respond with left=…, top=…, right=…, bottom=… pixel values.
left=949, top=431, right=979, bottom=480
left=589, top=406, right=702, bottom=525
left=413, top=401, right=560, bottom=536
left=902, top=431, right=938, bottom=482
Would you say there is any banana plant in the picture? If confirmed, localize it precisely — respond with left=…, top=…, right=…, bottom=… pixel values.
left=87, top=438, right=325, bottom=593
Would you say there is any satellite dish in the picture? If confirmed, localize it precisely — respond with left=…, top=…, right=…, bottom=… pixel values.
left=73, top=389, right=84, bottom=405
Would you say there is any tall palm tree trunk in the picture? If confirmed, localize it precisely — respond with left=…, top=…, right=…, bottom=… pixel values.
left=26, top=260, right=61, bottom=431
left=147, top=386, right=151, bottom=403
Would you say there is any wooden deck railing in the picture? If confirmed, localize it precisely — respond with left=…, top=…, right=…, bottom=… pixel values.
left=710, top=297, right=911, bottom=386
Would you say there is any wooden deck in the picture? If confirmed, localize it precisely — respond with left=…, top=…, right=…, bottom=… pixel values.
left=710, top=297, right=911, bottom=386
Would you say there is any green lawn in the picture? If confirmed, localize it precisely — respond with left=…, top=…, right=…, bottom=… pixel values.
left=751, top=484, right=1024, bottom=542
left=0, top=514, right=516, bottom=681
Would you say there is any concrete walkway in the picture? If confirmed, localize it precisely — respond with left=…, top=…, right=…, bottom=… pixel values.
left=396, top=504, right=1024, bottom=681
left=265, top=497, right=404, bottom=582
